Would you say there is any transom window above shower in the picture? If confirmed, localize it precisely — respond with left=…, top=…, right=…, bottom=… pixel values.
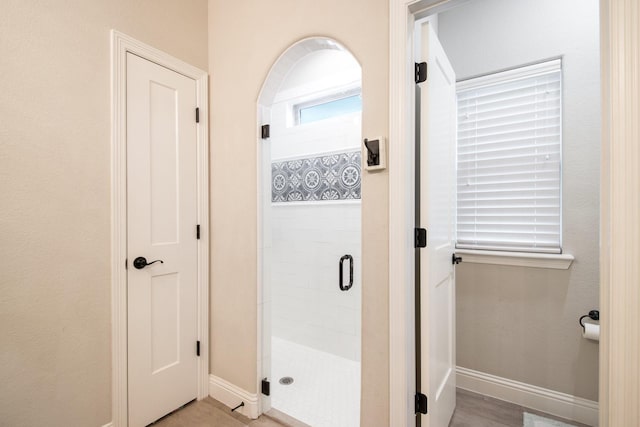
left=293, top=89, right=362, bottom=125
left=268, top=48, right=362, bottom=129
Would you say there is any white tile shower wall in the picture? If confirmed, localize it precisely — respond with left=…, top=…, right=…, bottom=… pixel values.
left=270, top=103, right=361, bottom=161
left=269, top=50, right=361, bottom=161
left=267, top=49, right=362, bottom=361
left=276, top=49, right=360, bottom=97
left=270, top=203, right=361, bottom=361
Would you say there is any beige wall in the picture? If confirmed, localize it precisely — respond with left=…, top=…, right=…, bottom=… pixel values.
left=438, top=0, right=600, bottom=401
left=208, top=1, right=390, bottom=425
left=0, top=1, right=208, bottom=426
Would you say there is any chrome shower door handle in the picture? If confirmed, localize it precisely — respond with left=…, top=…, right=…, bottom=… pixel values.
left=339, top=254, right=354, bottom=291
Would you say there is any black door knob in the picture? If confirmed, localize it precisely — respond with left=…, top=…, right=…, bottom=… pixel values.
left=133, top=256, right=164, bottom=269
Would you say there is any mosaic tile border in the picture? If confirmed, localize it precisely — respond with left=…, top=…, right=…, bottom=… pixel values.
left=272, top=151, right=361, bottom=202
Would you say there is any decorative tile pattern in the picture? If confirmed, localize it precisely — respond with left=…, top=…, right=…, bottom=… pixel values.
left=272, top=151, right=361, bottom=202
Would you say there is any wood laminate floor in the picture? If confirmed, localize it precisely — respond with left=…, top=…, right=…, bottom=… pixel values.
left=152, top=389, right=590, bottom=427
left=151, top=398, right=308, bottom=427
left=449, top=389, right=590, bottom=427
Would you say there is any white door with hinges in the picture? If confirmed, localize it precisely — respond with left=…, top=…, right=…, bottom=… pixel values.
left=126, top=52, right=199, bottom=427
left=419, top=21, right=457, bottom=427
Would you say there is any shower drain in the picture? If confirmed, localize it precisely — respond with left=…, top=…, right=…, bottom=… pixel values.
left=279, top=376, right=294, bottom=385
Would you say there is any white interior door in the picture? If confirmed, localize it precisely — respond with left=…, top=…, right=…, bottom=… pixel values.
left=126, top=52, right=199, bottom=427
left=419, top=22, right=457, bottom=427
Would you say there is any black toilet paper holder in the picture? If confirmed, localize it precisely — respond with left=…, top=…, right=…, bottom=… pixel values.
left=579, top=310, right=599, bottom=331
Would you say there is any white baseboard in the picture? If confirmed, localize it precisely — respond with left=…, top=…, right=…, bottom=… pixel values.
left=209, top=374, right=259, bottom=419
left=101, top=423, right=113, bottom=427
left=457, top=367, right=598, bottom=427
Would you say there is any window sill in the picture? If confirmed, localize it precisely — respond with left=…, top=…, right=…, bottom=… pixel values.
left=455, top=249, right=574, bottom=270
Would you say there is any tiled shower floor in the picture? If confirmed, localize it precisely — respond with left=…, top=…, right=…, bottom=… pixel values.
left=271, top=337, right=360, bottom=427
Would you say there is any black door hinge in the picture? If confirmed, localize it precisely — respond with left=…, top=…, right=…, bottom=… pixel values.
left=415, top=62, right=427, bottom=84
left=196, top=107, right=200, bottom=123
left=261, top=378, right=270, bottom=396
left=415, top=392, right=428, bottom=414
left=196, top=340, right=201, bottom=356
left=415, top=228, right=427, bottom=248
left=452, top=253, right=462, bottom=265
left=197, top=224, right=201, bottom=240
left=261, top=124, right=270, bottom=139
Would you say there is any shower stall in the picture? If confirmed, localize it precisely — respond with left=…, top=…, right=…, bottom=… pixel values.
left=259, top=39, right=362, bottom=427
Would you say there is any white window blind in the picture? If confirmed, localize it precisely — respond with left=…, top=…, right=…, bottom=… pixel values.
left=456, top=59, right=562, bottom=254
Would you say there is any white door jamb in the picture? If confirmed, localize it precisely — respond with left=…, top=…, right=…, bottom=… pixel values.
left=110, top=30, right=210, bottom=427
left=389, top=2, right=444, bottom=426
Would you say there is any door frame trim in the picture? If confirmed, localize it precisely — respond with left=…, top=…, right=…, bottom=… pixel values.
left=389, top=1, right=628, bottom=426
left=110, top=30, right=210, bottom=427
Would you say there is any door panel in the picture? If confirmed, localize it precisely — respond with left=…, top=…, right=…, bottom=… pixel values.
left=126, top=52, right=198, bottom=427
left=150, top=272, right=180, bottom=373
left=419, top=22, right=457, bottom=427
left=149, top=80, right=180, bottom=245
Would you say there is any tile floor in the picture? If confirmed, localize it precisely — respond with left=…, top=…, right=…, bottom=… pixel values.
left=270, top=337, right=360, bottom=427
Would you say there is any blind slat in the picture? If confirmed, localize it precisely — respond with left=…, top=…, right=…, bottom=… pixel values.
left=459, top=168, right=558, bottom=180
left=459, top=113, right=560, bottom=134
left=458, top=134, right=559, bottom=149
left=456, top=244, right=562, bottom=254
left=458, top=128, right=560, bottom=144
left=460, top=117, right=560, bottom=135
left=458, top=95, right=561, bottom=117
left=458, top=80, right=560, bottom=103
left=458, top=151, right=560, bottom=165
left=458, top=160, right=560, bottom=174
left=459, top=106, right=560, bottom=127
